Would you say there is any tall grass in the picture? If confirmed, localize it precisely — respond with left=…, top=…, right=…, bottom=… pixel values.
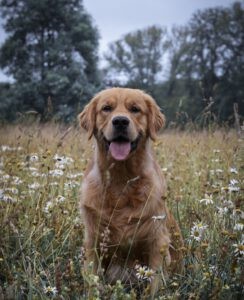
left=0, top=124, right=243, bottom=299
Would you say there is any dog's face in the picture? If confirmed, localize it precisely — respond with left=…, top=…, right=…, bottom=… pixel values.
left=79, top=88, right=165, bottom=161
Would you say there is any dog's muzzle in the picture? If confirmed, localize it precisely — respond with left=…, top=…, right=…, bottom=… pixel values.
left=101, top=116, right=141, bottom=161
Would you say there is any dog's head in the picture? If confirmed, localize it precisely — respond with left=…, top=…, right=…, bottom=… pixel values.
left=79, top=88, right=165, bottom=161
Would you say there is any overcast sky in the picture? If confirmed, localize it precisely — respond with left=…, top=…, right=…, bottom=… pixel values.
left=83, top=0, right=235, bottom=54
left=0, top=0, right=236, bottom=81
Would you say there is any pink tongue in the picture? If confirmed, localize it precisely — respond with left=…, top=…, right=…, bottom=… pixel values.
left=109, top=142, right=131, bottom=160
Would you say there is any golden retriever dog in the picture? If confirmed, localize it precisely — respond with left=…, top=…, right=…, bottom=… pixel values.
left=79, top=87, right=183, bottom=295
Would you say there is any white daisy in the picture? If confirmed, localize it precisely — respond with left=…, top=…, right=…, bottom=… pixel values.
left=233, top=242, right=244, bottom=256
left=49, top=169, right=64, bottom=177
left=190, top=222, right=208, bottom=242
left=30, top=154, right=39, bottom=162
left=135, top=264, right=155, bottom=282
left=43, top=286, right=58, bottom=296
left=230, top=167, right=238, bottom=174
left=199, top=194, right=213, bottom=205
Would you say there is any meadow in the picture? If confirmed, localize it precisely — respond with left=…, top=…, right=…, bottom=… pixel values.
left=0, top=124, right=243, bottom=299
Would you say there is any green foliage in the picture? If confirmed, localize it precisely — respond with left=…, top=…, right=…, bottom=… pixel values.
left=167, top=2, right=244, bottom=124
left=0, top=0, right=101, bottom=121
left=104, top=25, right=169, bottom=97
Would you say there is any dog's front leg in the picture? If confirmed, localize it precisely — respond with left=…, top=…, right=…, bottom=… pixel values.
left=84, top=239, right=98, bottom=274
left=82, top=208, right=100, bottom=275
left=148, top=238, right=171, bottom=298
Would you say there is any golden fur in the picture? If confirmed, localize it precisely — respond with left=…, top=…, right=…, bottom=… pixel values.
left=79, top=87, right=184, bottom=294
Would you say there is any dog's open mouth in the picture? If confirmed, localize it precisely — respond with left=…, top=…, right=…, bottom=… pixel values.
left=105, top=136, right=140, bottom=161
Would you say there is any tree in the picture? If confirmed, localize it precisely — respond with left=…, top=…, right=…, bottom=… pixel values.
left=104, top=26, right=169, bottom=97
left=167, top=2, right=244, bottom=123
left=0, top=0, right=100, bottom=121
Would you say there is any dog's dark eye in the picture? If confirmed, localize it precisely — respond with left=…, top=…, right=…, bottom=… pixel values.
left=130, top=106, right=141, bottom=113
left=102, top=105, right=112, bottom=112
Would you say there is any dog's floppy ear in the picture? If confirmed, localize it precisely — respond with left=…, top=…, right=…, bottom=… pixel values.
left=144, top=94, right=165, bottom=141
left=78, top=96, right=97, bottom=140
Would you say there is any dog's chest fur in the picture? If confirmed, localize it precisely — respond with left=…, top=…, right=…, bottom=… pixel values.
left=84, top=170, right=165, bottom=243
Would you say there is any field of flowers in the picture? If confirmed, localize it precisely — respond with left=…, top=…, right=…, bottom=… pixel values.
left=0, top=124, right=243, bottom=299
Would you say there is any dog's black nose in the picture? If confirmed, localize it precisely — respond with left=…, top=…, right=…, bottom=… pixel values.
left=112, top=116, right=130, bottom=129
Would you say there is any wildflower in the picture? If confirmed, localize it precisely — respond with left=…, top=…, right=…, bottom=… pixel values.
left=1, top=145, right=12, bottom=152
left=223, top=284, right=230, bottom=290
left=28, top=167, right=38, bottom=172
left=100, top=227, right=110, bottom=256
left=230, top=167, right=238, bottom=174
left=88, top=274, right=99, bottom=284
left=233, top=242, right=244, bottom=256
left=73, top=216, right=82, bottom=225
left=43, top=286, right=58, bottom=297
left=224, top=199, right=235, bottom=208
left=12, top=176, right=23, bottom=185
left=230, top=179, right=238, bottom=186
left=2, top=174, right=10, bottom=182
left=216, top=207, right=229, bottom=217
left=64, top=181, right=79, bottom=189
left=160, top=244, right=169, bottom=257
left=213, top=149, right=220, bottom=153
left=190, top=222, right=208, bottom=242
left=31, top=171, right=41, bottom=177
left=4, top=188, right=18, bottom=195
left=152, top=214, right=166, bottom=221
left=43, top=201, right=53, bottom=213
left=32, top=172, right=47, bottom=178
left=135, top=264, right=154, bottom=282
left=56, top=195, right=65, bottom=203
left=199, top=194, right=213, bottom=205
left=135, top=264, right=147, bottom=280
left=210, top=169, right=223, bottom=175
left=195, top=171, right=202, bottom=177
left=234, top=223, right=244, bottom=231
left=28, top=183, right=41, bottom=189
left=171, top=281, right=179, bottom=287
left=228, top=179, right=240, bottom=192
left=144, top=268, right=155, bottom=282
left=217, top=199, right=235, bottom=217
left=209, top=264, right=218, bottom=274
left=49, top=169, right=64, bottom=177
left=79, top=246, right=86, bottom=263
left=229, top=186, right=240, bottom=193
left=53, top=154, right=74, bottom=165
left=232, top=209, right=244, bottom=221
left=2, top=194, right=17, bottom=203
left=29, top=154, right=39, bottom=162
left=203, top=272, right=211, bottom=279
left=1, top=145, right=21, bottom=151
left=67, top=172, right=84, bottom=179
left=55, top=162, right=66, bottom=170
left=211, top=159, right=220, bottom=162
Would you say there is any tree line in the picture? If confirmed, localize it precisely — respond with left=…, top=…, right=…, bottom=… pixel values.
left=0, top=0, right=243, bottom=127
